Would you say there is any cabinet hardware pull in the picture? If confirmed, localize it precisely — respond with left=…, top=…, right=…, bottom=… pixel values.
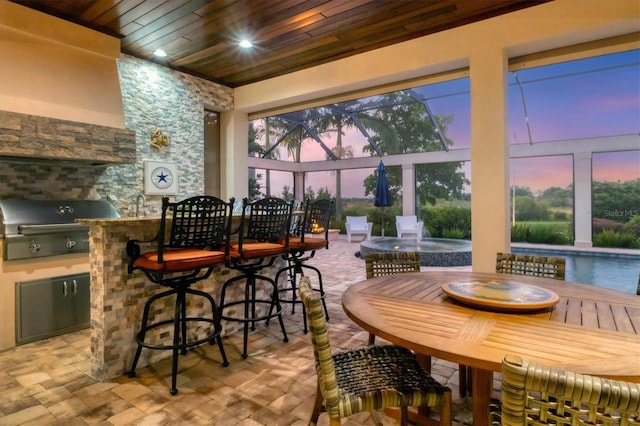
left=63, top=281, right=68, bottom=296
left=72, top=280, right=78, bottom=295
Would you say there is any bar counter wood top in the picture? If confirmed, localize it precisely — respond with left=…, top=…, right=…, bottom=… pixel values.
left=342, top=271, right=640, bottom=426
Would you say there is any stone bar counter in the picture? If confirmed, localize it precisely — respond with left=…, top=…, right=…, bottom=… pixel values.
left=77, top=217, right=281, bottom=381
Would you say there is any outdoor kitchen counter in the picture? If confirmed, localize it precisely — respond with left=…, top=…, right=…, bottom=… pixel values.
left=77, top=217, right=280, bottom=381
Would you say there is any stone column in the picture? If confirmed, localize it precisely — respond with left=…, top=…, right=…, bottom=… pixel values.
left=220, top=110, right=249, bottom=201
left=574, top=152, right=593, bottom=248
left=402, top=163, right=416, bottom=216
left=469, top=46, right=510, bottom=272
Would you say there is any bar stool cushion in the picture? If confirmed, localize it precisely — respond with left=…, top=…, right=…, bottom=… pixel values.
left=133, top=248, right=226, bottom=272
left=227, top=242, right=286, bottom=259
left=286, top=236, right=303, bottom=250
left=284, top=236, right=327, bottom=250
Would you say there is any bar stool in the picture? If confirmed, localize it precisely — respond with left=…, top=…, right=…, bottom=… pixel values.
left=271, top=198, right=333, bottom=333
left=219, top=197, right=293, bottom=359
left=126, top=195, right=233, bottom=395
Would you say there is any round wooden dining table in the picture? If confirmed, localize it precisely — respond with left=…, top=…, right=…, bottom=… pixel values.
left=341, top=271, right=640, bottom=426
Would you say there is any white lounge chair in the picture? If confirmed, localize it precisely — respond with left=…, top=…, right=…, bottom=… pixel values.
left=345, top=216, right=372, bottom=242
left=396, top=215, right=424, bottom=241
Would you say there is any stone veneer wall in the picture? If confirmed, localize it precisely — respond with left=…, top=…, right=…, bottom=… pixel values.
left=113, top=55, right=233, bottom=217
left=0, top=110, right=136, bottom=201
left=0, top=110, right=136, bottom=164
left=0, top=55, right=233, bottom=217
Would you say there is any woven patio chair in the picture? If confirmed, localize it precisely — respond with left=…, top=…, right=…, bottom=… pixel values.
left=365, top=252, right=420, bottom=345
left=495, top=252, right=566, bottom=280
left=460, top=252, right=567, bottom=397
left=492, top=354, right=640, bottom=425
left=299, top=277, right=452, bottom=426
left=365, top=251, right=421, bottom=279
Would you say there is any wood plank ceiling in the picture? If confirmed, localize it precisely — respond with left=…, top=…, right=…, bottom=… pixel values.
left=11, top=0, right=551, bottom=88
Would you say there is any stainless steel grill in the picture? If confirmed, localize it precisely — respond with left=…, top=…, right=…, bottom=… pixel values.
left=0, top=199, right=119, bottom=260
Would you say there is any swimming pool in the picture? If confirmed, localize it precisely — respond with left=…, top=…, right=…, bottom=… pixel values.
left=512, top=247, right=640, bottom=294
left=359, top=237, right=640, bottom=294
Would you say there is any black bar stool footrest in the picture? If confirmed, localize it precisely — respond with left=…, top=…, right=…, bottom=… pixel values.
left=219, top=299, right=283, bottom=323
left=134, top=317, right=222, bottom=351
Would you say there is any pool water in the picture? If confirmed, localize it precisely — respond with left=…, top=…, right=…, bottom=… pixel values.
left=512, top=248, right=640, bottom=294
left=360, top=237, right=640, bottom=294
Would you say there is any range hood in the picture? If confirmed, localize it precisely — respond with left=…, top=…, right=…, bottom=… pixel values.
left=0, top=110, right=136, bottom=166
left=0, top=3, right=135, bottom=167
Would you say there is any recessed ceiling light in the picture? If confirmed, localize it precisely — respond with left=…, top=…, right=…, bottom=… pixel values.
left=239, top=40, right=253, bottom=49
left=153, top=49, right=168, bottom=58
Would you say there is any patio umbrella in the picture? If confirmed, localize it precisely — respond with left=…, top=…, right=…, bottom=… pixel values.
left=374, top=160, right=392, bottom=236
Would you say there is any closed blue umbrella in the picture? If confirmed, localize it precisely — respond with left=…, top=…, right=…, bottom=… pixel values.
left=374, top=161, right=392, bottom=236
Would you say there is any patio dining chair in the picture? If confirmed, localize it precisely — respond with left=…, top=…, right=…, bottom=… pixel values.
left=364, top=251, right=475, bottom=402
left=299, top=276, right=452, bottom=426
left=365, top=251, right=421, bottom=345
left=495, top=252, right=566, bottom=280
left=492, top=354, right=640, bottom=425
left=459, top=252, right=567, bottom=397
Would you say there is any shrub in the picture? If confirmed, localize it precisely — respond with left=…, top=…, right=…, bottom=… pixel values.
left=514, top=196, right=550, bottom=221
left=624, top=215, right=640, bottom=236
left=442, top=227, right=465, bottom=239
left=510, top=223, right=571, bottom=245
left=593, top=218, right=625, bottom=234
left=552, top=211, right=568, bottom=220
left=526, top=223, right=571, bottom=245
left=593, top=230, right=640, bottom=249
left=421, top=205, right=471, bottom=239
left=369, top=207, right=401, bottom=237
left=510, top=223, right=529, bottom=242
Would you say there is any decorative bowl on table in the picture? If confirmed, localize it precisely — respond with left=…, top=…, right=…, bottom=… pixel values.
left=442, top=279, right=559, bottom=312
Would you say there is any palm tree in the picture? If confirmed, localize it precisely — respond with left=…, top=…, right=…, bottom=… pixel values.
left=322, top=102, right=399, bottom=222
left=275, top=110, right=331, bottom=198
left=249, top=118, right=282, bottom=196
left=262, top=117, right=282, bottom=196
left=325, top=115, right=354, bottom=222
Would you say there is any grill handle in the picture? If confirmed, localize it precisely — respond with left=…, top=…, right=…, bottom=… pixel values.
left=17, top=223, right=89, bottom=235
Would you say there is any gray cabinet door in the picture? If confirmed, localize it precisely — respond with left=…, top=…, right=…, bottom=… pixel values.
left=62, top=274, right=90, bottom=327
left=16, top=273, right=90, bottom=344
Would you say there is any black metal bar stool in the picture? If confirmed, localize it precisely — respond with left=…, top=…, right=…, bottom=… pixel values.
left=126, top=195, right=233, bottom=395
left=219, top=197, right=293, bottom=359
left=270, top=198, right=333, bottom=333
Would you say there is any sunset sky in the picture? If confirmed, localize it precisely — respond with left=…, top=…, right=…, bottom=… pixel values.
left=257, top=50, right=639, bottom=198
